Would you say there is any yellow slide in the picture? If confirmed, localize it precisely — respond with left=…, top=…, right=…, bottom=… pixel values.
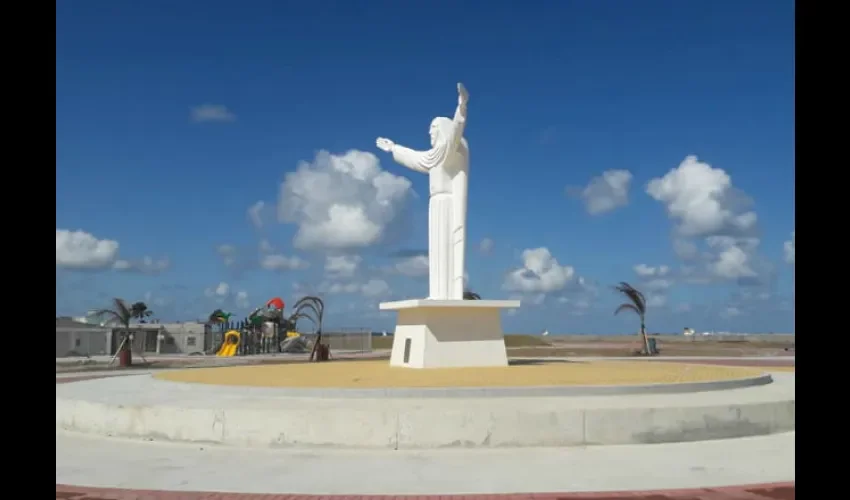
left=216, top=330, right=241, bottom=357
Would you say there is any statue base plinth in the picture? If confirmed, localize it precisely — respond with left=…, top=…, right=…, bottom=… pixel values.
left=379, top=299, right=521, bottom=369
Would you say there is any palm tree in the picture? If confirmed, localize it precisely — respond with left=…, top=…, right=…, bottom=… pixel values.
left=94, top=298, right=134, bottom=365
left=463, top=290, right=481, bottom=300
left=613, top=282, right=651, bottom=355
left=130, top=301, right=153, bottom=323
left=282, top=296, right=325, bottom=361
left=207, top=309, right=233, bottom=324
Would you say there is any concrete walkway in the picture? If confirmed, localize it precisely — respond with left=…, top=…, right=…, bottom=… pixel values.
left=56, top=430, right=794, bottom=496
left=55, top=364, right=795, bottom=499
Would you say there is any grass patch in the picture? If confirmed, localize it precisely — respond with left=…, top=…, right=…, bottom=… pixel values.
left=371, top=334, right=549, bottom=350
left=371, top=336, right=394, bottom=349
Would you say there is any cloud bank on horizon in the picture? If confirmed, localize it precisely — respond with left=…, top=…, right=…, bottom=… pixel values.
left=56, top=150, right=795, bottom=333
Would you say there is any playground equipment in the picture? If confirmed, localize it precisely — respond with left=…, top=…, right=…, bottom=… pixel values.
left=267, top=297, right=284, bottom=310
left=285, top=296, right=326, bottom=361
left=245, top=295, right=325, bottom=359
left=206, top=295, right=326, bottom=359
left=215, top=330, right=240, bottom=357
left=247, top=297, right=286, bottom=331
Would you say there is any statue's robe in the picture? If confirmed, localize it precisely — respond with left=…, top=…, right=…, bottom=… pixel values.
left=391, top=114, right=468, bottom=300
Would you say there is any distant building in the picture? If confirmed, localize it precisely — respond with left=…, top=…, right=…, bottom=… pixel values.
left=55, top=318, right=211, bottom=357
left=56, top=318, right=111, bottom=357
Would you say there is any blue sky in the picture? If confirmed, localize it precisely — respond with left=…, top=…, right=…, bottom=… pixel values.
left=56, top=0, right=795, bottom=334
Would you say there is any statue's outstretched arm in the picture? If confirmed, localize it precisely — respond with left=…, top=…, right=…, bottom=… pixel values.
left=376, top=137, right=429, bottom=173
left=391, top=145, right=430, bottom=173
left=446, top=83, right=469, bottom=151
left=375, top=85, right=468, bottom=174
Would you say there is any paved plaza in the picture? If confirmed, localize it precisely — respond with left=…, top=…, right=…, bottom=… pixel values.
left=55, top=359, right=794, bottom=499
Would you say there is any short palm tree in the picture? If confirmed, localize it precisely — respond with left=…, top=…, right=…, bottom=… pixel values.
left=613, top=282, right=651, bottom=355
left=130, top=301, right=153, bottom=323
left=207, top=309, right=228, bottom=323
left=94, top=298, right=134, bottom=364
left=282, top=296, right=325, bottom=361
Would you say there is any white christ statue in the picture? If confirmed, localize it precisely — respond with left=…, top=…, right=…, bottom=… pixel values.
left=376, top=83, right=470, bottom=301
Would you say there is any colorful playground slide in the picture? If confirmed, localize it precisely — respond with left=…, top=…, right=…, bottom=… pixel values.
left=216, top=343, right=237, bottom=357
left=215, top=330, right=241, bottom=357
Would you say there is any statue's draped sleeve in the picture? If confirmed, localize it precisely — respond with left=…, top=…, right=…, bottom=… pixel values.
left=391, top=105, right=466, bottom=174
left=391, top=142, right=449, bottom=173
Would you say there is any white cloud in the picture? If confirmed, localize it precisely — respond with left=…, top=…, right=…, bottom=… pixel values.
left=393, top=255, right=429, bottom=277
left=235, top=291, right=250, bottom=309
left=646, top=156, right=756, bottom=237
left=325, top=255, right=362, bottom=278
left=278, top=150, right=413, bottom=251
left=672, top=236, right=769, bottom=286
left=647, top=156, right=769, bottom=285
left=327, top=283, right=360, bottom=294
left=632, top=264, right=673, bottom=291
left=646, top=294, right=667, bottom=308
left=577, top=169, right=633, bottom=215
left=190, top=104, right=236, bottom=123
left=216, top=244, right=238, bottom=267
left=203, top=282, right=253, bottom=309
left=361, top=279, right=390, bottom=297
left=479, top=238, right=494, bottom=254
left=248, top=201, right=265, bottom=229
left=325, top=279, right=390, bottom=297
left=56, top=229, right=119, bottom=270
left=260, top=254, right=309, bottom=271
left=706, top=236, right=757, bottom=280
left=634, top=264, right=670, bottom=278
left=672, top=238, right=699, bottom=260
left=56, top=229, right=166, bottom=274
left=722, top=306, right=742, bottom=318
left=113, top=256, right=170, bottom=274
left=674, top=303, right=692, bottom=313
left=205, top=282, right=230, bottom=298
left=142, top=291, right=169, bottom=309
left=556, top=296, right=592, bottom=316
left=504, top=247, right=575, bottom=294
left=784, top=231, right=795, bottom=264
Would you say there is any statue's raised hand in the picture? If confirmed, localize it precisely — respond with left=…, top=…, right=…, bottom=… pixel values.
left=458, top=82, right=469, bottom=107
left=376, top=137, right=395, bottom=152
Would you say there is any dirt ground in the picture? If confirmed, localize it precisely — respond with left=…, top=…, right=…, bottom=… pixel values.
left=374, top=334, right=794, bottom=358
left=57, top=335, right=794, bottom=374
left=507, top=345, right=793, bottom=358
left=155, top=359, right=764, bottom=388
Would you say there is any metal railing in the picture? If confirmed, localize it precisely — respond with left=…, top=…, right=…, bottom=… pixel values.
left=207, top=323, right=373, bottom=356
left=301, top=329, right=373, bottom=353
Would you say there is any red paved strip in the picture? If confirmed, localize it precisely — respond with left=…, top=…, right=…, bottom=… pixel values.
left=56, top=375, right=121, bottom=384
left=55, top=482, right=794, bottom=499
left=651, top=359, right=794, bottom=368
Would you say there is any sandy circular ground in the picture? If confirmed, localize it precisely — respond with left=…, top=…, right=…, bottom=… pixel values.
left=761, top=365, right=795, bottom=372
left=155, top=360, right=765, bottom=388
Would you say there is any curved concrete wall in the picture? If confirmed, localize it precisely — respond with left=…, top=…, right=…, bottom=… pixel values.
left=56, top=375, right=795, bottom=449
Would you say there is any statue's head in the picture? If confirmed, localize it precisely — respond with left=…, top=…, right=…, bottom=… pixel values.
left=429, top=117, right=453, bottom=147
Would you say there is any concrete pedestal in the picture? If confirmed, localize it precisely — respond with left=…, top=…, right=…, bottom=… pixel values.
left=379, top=299, right=521, bottom=369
